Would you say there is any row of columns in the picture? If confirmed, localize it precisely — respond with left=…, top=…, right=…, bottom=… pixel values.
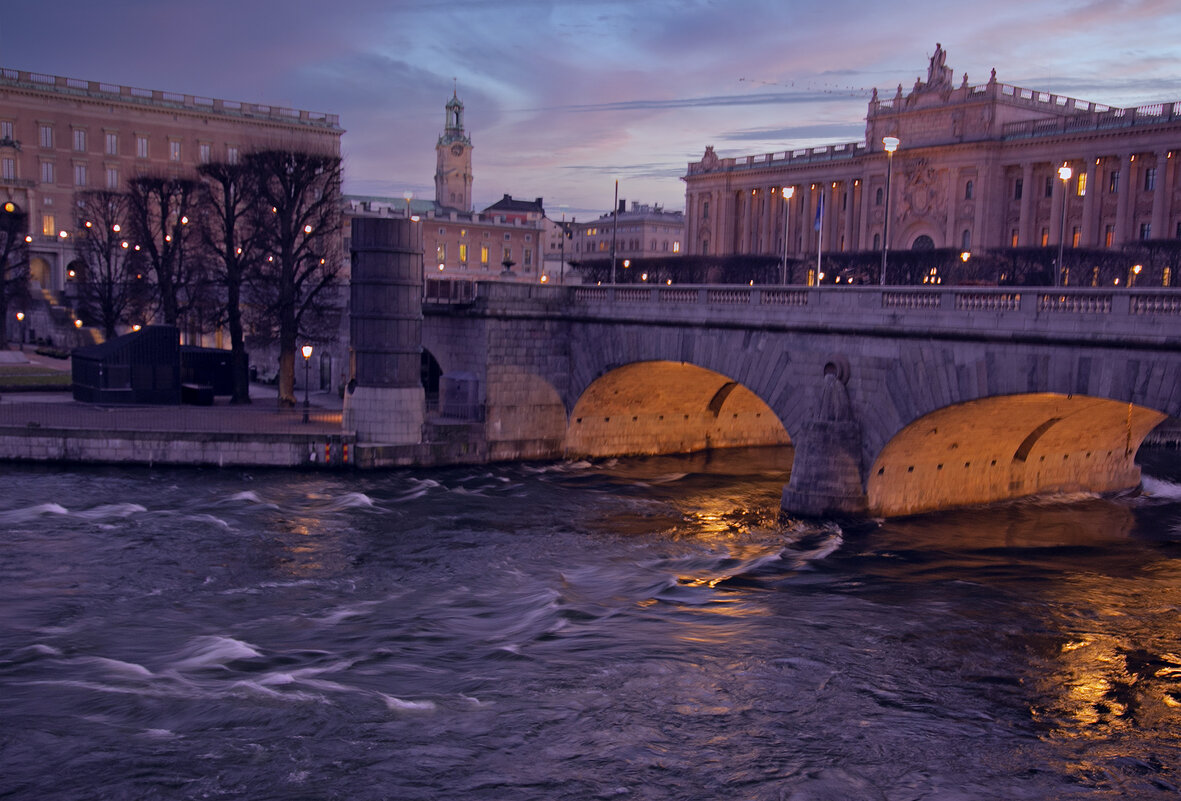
left=687, top=147, right=1176, bottom=259
left=1005, top=149, right=1173, bottom=249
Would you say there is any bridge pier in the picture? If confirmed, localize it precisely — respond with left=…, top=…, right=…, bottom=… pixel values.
left=780, top=369, right=868, bottom=518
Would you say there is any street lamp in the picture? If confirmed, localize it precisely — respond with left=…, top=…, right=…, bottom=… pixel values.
left=1056, top=164, right=1073, bottom=286
left=301, top=344, right=313, bottom=423
left=781, top=186, right=795, bottom=285
left=880, top=136, right=900, bottom=285
left=1130, top=263, right=1143, bottom=288
left=14, top=311, right=23, bottom=347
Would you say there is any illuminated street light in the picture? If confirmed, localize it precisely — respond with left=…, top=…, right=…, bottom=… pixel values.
left=881, top=136, right=900, bottom=285
left=1130, top=263, right=1143, bottom=287
left=1056, top=164, right=1073, bottom=287
left=781, top=186, right=795, bottom=285
left=301, top=344, right=313, bottom=423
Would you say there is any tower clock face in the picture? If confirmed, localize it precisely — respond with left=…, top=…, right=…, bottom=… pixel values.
left=451, top=145, right=464, bottom=156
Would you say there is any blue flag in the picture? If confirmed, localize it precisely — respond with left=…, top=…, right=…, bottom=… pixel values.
left=814, top=193, right=824, bottom=231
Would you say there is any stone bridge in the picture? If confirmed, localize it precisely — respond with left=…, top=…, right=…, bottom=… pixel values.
left=417, top=280, right=1180, bottom=518
left=343, top=216, right=1180, bottom=518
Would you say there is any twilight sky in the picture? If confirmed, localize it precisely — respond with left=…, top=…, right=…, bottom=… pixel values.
left=3, top=0, right=1180, bottom=218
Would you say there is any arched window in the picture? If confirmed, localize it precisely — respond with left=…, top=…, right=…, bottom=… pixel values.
left=875, top=187, right=884, bottom=205
left=964, top=180, right=974, bottom=200
left=912, top=235, right=935, bottom=250
left=873, top=233, right=881, bottom=250
left=961, top=229, right=971, bottom=250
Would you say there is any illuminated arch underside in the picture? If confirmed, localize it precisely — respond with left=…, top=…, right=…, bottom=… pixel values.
left=868, top=393, right=1167, bottom=517
left=565, top=361, right=789, bottom=458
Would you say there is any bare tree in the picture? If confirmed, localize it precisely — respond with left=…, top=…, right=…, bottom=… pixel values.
left=247, top=149, right=343, bottom=407
left=0, top=200, right=29, bottom=347
left=73, top=191, right=150, bottom=339
left=197, top=160, right=262, bottom=403
left=125, top=175, right=205, bottom=330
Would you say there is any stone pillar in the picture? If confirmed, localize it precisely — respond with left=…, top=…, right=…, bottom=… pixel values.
left=1114, top=153, right=1131, bottom=246
left=780, top=367, right=868, bottom=517
left=1018, top=162, right=1035, bottom=246
left=343, top=216, right=425, bottom=445
left=1081, top=157, right=1098, bottom=247
left=1151, top=150, right=1169, bottom=239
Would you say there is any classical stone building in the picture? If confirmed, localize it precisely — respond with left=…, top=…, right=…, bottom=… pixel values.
left=568, top=201, right=684, bottom=264
left=683, top=45, right=1181, bottom=285
left=0, top=67, right=342, bottom=295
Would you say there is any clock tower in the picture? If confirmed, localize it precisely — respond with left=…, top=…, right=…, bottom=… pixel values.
left=435, top=91, right=473, bottom=212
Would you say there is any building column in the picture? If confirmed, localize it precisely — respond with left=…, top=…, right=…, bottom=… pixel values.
left=841, top=181, right=855, bottom=252
left=1114, top=153, right=1132, bottom=246
left=1049, top=165, right=1065, bottom=246
left=1018, top=162, right=1035, bottom=246
left=1151, top=149, right=1170, bottom=240
left=1081, top=157, right=1099, bottom=247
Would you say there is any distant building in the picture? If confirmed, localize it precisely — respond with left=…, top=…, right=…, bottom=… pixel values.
left=569, top=201, right=684, bottom=264
left=345, top=92, right=549, bottom=283
left=682, top=45, right=1181, bottom=285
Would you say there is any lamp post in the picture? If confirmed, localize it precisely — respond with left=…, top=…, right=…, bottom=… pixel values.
left=1056, top=164, right=1073, bottom=287
left=781, top=186, right=795, bottom=285
left=301, top=344, right=313, bottom=423
left=880, top=136, right=900, bottom=285
left=14, top=311, right=23, bottom=348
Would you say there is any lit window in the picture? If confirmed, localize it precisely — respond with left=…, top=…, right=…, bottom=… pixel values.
left=105, top=132, right=118, bottom=155
left=672, top=241, right=681, bottom=254
left=136, top=136, right=149, bottom=159
left=169, top=141, right=181, bottom=162
left=1104, top=225, right=1115, bottom=247
left=1072, top=227, right=1080, bottom=247
left=73, top=129, right=86, bottom=152
left=42, top=214, right=55, bottom=237
left=459, top=244, right=467, bottom=263
left=1010, top=230, right=1018, bottom=248
left=436, top=243, right=446, bottom=262
left=1040, top=228, right=1049, bottom=247
left=480, top=245, right=489, bottom=265
left=39, top=125, right=53, bottom=148
left=503, top=246, right=511, bottom=262
left=1076, top=173, right=1086, bottom=196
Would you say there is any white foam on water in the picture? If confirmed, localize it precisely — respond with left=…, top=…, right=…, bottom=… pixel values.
left=380, top=693, right=437, bottom=713
left=1141, top=474, right=1181, bottom=500
left=173, top=635, right=262, bottom=670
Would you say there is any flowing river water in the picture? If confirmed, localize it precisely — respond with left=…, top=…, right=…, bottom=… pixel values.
left=3, top=446, right=1181, bottom=800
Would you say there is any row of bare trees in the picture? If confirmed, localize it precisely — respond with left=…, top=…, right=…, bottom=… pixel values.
left=69, top=149, right=343, bottom=406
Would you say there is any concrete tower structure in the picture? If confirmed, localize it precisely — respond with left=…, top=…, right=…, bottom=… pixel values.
left=435, top=92, right=473, bottom=212
left=343, top=216, right=424, bottom=446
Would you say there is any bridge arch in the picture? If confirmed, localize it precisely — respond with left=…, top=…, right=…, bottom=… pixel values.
left=565, top=360, right=789, bottom=458
left=867, top=394, right=1167, bottom=517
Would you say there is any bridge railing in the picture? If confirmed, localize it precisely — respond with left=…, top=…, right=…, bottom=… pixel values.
left=444, top=283, right=1181, bottom=347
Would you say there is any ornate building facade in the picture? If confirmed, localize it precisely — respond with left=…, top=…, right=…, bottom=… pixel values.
left=0, top=67, right=342, bottom=294
left=682, top=45, right=1181, bottom=285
